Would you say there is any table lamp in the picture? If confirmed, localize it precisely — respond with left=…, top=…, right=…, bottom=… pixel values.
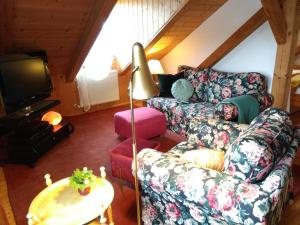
left=130, top=42, right=159, bottom=225
left=148, top=59, right=164, bottom=75
left=148, top=59, right=165, bottom=82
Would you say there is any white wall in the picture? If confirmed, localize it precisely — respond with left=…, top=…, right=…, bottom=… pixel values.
left=160, top=0, right=277, bottom=92
left=214, top=23, right=276, bottom=91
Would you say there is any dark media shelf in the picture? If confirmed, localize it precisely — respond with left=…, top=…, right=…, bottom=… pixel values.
left=4, top=99, right=60, bottom=120
left=8, top=120, right=74, bottom=166
left=0, top=99, right=74, bottom=167
left=0, top=100, right=60, bottom=135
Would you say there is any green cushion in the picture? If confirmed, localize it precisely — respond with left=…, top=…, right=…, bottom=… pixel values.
left=171, top=79, right=194, bottom=102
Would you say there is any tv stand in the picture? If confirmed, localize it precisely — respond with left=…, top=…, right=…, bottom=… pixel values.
left=0, top=99, right=73, bottom=166
left=5, top=100, right=60, bottom=120
left=8, top=120, right=74, bottom=166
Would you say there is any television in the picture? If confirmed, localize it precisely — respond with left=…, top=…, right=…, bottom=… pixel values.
left=0, top=55, right=52, bottom=115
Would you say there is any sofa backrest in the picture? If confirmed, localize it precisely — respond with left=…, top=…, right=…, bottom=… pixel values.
left=205, top=69, right=268, bottom=104
left=178, top=66, right=269, bottom=105
left=223, top=108, right=293, bottom=183
left=186, top=118, right=248, bottom=152
left=178, top=65, right=210, bottom=102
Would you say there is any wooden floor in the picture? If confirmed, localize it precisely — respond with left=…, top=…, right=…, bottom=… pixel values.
left=280, top=194, right=300, bottom=225
left=0, top=168, right=16, bottom=225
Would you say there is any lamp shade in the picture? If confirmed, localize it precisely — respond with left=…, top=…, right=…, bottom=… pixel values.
left=132, top=43, right=159, bottom=100
left=148, top=59, right=164, bottom=74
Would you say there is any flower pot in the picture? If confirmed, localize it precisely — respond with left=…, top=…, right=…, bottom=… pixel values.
left=78, top=187, right=90, bottom=196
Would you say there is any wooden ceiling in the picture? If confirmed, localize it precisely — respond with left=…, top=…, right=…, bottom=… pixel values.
left=0, top=0, right=116, bottom=77
left=0, top=0, right=227, bottom=82
left=1, top=0, right=299, bottom=82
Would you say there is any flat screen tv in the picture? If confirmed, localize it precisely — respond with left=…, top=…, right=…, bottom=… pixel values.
left=0, top=56, right=52, bottom=115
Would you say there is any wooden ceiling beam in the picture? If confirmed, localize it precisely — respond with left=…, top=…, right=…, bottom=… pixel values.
left=199, top=8, right=266, bottom=68
left=0, top=0, right=14, bottom=55
left=66, top=0, right=117, bottom=82
left=261, top=0, right=287, bottom=44
left=271, top=0, right=298, bottom=109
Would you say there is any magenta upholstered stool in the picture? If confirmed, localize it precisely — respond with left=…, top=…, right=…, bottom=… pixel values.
left=114, top=107, right=166, bottom=139
left=111, top=137, right=160, bottom=184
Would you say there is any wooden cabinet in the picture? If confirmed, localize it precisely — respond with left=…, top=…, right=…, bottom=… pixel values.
left=291, top=93, right=300, bottom=113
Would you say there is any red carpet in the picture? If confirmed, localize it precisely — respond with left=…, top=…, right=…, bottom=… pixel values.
left=2, top=106, right=185, bottom=225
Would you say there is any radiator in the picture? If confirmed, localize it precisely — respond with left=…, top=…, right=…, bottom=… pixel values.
left=77, top=70, right=120, bottom=110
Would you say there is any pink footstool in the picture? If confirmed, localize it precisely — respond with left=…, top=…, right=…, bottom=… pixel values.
left=114, top=107, right=166, bottom=139
left=111, top=137, right=160, bottom=185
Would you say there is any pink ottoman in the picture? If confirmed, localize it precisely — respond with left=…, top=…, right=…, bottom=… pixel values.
left=111, top=137, right=160, bottom=185
left=114, top=107, right=166, bottom=139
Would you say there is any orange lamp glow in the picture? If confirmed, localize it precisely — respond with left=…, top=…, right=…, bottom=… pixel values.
left=42, top=111, right=62, bottom=126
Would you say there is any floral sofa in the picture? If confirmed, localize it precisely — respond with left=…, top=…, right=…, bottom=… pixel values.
left=147, top=66, right=273, bottom=136
left=137, top=108, right=300, bottom=225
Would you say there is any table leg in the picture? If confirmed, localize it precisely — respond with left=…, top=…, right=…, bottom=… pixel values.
left=107, top=205, right=114, bottom=225
left=99, top=210, right=106, bottom=225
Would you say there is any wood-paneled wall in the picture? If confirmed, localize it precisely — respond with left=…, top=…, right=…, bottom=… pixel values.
left=51, top=70, right=131, bottom=115
left=118, top=0, right=188, bottom=47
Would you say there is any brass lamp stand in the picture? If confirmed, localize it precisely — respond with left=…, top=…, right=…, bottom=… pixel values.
left=130, top=42, right=159, bottom=225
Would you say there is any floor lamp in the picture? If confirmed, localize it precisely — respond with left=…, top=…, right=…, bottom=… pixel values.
left=130, top=42, right=159, bottom=225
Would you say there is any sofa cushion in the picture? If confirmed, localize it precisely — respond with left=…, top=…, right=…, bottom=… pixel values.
left=205, top=69, right=268, bottom=104
left=178, top=65, right=210, bottom=102
left=147, top=97, right=217, bottom=136
left=181, top=148, right=225, bottom=171
left=224, top=108, right=293, bottom=183
left=187, top=118, right=248, bottom=152
left=171, top=79, right=194, bottom=102
left=157, top=72, right=184, bottom=97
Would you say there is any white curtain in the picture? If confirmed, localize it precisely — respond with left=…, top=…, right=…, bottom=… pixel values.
left=76, top=67, right=91, bottom=112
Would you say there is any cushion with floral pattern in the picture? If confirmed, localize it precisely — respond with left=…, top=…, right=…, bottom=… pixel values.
left=187, top=118, right=248, bottom=152
left=224, top=108, right=293, bottom=183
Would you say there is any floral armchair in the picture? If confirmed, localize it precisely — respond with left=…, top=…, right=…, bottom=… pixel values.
left=147, top=66, right=273, bottom=136
left=137, top=108, right=300, bottom=225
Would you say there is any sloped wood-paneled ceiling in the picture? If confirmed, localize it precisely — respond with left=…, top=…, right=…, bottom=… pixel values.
left=1, top=0, right=228, bottom=82
left=0, top=0, right=116, bottom=76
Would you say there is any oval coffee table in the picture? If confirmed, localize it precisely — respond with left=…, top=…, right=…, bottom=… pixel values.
left=27, top=167, right=114, bottom=225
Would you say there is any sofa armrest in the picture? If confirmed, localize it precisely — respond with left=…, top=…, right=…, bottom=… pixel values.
left=215, top=93, right=273, bottom=121
left=256, top=93, right=273, bottom=111
left=137, top=148, right=274, bottom=224
left=256, top=135, right=298, bottom=224
left=214, top=102, right=238, bottom=121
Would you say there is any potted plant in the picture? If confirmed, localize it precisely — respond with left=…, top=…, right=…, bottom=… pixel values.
left=69, top=167, right=96, bottom=196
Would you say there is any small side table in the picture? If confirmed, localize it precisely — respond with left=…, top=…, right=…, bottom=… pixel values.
left=27, top=167, right=114, bottom=225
